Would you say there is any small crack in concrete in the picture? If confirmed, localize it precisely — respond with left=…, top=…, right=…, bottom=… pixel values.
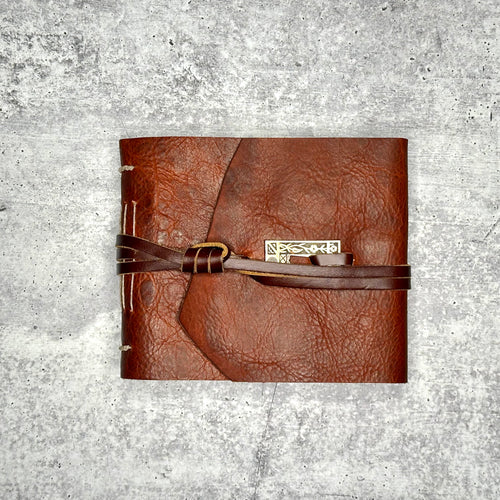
left=251, top=383, right=278, bottom=500
left=483, top=217, right=499, bottom=241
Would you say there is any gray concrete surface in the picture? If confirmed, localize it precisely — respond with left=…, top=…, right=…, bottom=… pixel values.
left=1, top=0, right=498, bottom=498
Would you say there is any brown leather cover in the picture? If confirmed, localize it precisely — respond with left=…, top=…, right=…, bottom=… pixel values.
left=119, top=137, right=409, bottom=382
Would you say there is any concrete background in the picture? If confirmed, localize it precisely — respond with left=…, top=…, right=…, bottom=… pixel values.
left=1, top=0, right=498, bottom=498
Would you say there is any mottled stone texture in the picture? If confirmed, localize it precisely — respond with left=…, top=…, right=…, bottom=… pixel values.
left=0, top=0, right=498, bottom=498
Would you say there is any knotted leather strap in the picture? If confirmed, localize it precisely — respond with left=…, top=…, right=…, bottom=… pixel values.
left=116, top=234, right=411, bottom=290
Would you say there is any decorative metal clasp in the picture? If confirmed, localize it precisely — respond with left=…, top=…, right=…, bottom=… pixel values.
left=265, top=240, right=341, bottom=263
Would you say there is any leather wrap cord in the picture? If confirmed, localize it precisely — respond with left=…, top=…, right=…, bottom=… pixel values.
left=116, top=234, right=411, bottom=290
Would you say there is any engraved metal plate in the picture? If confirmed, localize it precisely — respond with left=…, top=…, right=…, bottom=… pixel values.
left=265, top=240, right=341, bottom=263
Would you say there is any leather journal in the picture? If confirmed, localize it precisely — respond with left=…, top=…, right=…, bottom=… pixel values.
left=116, top=137, right=410, bottom=383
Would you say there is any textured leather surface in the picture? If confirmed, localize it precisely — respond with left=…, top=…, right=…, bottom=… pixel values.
left=119, top=137, right=240, bottom=380
left=119, top=137, right=408, bottom=382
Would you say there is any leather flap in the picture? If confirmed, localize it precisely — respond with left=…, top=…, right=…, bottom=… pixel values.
left=179, top=138, right=408, bottom=382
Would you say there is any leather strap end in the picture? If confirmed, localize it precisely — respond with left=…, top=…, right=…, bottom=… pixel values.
left=309, top=253, right=354, bottom=266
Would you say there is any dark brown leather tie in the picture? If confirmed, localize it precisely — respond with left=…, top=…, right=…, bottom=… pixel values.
left=116, top=234, right=411, bottom=290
